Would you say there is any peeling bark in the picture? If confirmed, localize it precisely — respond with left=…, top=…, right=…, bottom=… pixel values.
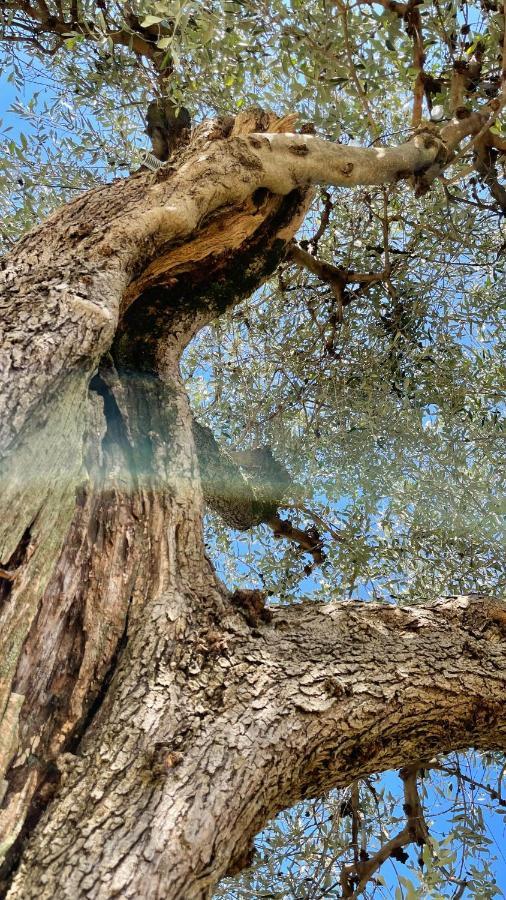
left=0, top=109, right=504, bottom=898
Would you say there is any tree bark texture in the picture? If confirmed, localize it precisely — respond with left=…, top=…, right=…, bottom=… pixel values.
left=0, top=109, right=504, bottom=898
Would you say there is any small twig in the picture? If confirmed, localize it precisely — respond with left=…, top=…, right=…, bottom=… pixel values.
left=444, top=183, right=496, bottom=212
left=340, top=766, right=430, bottom=898
left=440, top=163, right=476, bottom=185
left=307, top=190, right=334, bottom=253
left=434, top=763, right=506, bottom=806
left=350, top=781, right=361, bottom=866
left=266, top=514, right=326, bottom=566
left=498, top=762, right=506, bottom=801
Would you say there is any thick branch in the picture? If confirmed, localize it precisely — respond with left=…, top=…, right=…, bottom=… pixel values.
left=288, top=242, right=386, bottom=287
left=193, top=420, right=285, bottom=529
left=7, top=594, right=506, bottom=899
left=3, top=112, right=483, bottom=459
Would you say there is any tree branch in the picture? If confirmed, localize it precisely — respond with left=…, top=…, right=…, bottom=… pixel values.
left=357, top=0, right=427, bottom=125
left=0, top=0, right=166, bottom=63
left=288, top=242, right=387, bottom=287
left=0, top=108, right=493, bottom=461
left=193, top=420, right=287, bottom=530
left=335, top=0, right=380, bottom=139
left=0, top=107, right=493, bottom=467
left=7, top=594, right=506, bottom=898
left=473, top=135, right=506, bottom=214
left=193, top=421, right=326, bottom=565
left=341, top=766, right=427, bottom=896
left=266, top=513, right=325, bottom=566
left=306, top=189, right=334, bottom=252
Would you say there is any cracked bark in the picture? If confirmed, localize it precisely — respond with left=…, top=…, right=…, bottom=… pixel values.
left=6, top=594, right=506, bottom=899
left=1, top=110, right=505, bottom=898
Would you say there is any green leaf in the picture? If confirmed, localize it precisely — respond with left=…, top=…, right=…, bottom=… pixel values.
left=140, top=16, right=164, bottom=27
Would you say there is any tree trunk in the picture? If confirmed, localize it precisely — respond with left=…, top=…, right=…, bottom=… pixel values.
left=1, top=110, right=505, bottom=898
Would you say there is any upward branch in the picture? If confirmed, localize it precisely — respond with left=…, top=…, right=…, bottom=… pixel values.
left=0, top=107, right=492, bottom=457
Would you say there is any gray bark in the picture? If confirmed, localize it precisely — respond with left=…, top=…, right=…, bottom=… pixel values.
left=7, top=593, right=506, bottom=899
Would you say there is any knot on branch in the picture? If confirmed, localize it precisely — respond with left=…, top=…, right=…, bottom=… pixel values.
left=230, top=589, right=273, bottom=627
left=411, top=128, right=451, bottom=196
left=231, top=106, right=277, bottom=135
left=454, top=106, right=472, bottom=120
left=231, top=107, right=300, bottom=136
left=189, top=106, right=300, bottom=152
left=412, top=123, right=449, bottom=162
left=191, top=115, right=235, bottom=147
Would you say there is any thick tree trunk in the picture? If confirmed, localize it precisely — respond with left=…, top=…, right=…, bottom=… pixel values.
left=0, top=109, right=504, bottom=898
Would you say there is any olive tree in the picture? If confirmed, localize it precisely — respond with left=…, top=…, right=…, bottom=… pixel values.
left=0, top=1, right=505, bottom=897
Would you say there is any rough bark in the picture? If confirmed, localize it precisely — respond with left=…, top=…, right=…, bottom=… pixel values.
left=7, top=594, right=506, bottom=899
left=0, top=109, right=504, bottom=898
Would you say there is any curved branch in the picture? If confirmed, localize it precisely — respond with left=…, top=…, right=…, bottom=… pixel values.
left=7, top=593, right=506, bottom=898
left=341, top=765, right=429, bottom=897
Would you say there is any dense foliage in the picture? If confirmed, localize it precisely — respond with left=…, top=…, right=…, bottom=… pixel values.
left=1, top=0, right=505, bottom=895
